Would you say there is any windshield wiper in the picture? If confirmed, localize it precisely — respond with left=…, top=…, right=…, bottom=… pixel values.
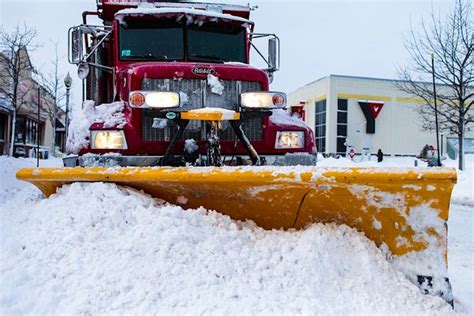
left=128, top=54, right=169, bottom=60
left=189, top=54, right=225, bottom=62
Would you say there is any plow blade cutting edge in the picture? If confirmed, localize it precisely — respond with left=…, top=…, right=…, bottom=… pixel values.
left=17, top=166, right=456, bottom=302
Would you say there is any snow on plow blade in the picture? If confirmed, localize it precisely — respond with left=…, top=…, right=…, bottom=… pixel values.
left=17, top=166, right=456, bottom=302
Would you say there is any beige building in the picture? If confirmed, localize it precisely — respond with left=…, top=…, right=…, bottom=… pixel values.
left=288, top=74, right=474, bottom=157
left=0, top=48, right=65, bottom=157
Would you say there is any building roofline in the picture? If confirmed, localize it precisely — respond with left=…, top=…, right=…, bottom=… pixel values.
left=329, top=74, right=404, bottom=83
left=287, top=75, right=330, bottom=95
left=303, top=75, right=330, bottom=87
left=329, top=74, right=444, bottom=86
left=289, top=74, right=447, bottom=95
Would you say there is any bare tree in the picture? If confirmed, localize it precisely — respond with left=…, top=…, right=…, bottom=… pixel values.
left=0, top=24, right=37, bottom=156
left=398, top=0, right=473, bottom=170
left=39, top=41, right=65, bottom=153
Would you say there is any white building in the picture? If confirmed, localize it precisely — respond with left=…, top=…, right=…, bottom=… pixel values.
left=288, top=74, right=474, bottom=157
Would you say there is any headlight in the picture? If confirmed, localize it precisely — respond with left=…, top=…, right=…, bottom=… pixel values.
left=91, top=130, right=128, bottom=150
left=129, top=91, right=180, bottom=109
left=275, top=131, right=305, bottom=149
left=241, top=92, right=286, bottom=109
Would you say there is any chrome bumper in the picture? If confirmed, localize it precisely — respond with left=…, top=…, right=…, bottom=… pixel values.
left=64, top=152, right=317, bottom=167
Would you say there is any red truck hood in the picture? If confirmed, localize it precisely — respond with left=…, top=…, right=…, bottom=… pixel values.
left=120, top=62, right=270, bottom=91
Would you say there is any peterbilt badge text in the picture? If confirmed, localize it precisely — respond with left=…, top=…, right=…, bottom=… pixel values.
left=192, top=68, right=215, bottom=76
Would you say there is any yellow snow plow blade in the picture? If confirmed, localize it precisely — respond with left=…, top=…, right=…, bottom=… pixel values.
left=16, top=166, right=455, bottom=259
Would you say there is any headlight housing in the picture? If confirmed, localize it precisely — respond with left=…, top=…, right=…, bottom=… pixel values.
left=129, top=91, right=180, bottom=109
left=275, top=131, right=305, bottom=149
left=91, top=130, right=128, bottom=150
left=241, top=92, right=286, bottom=109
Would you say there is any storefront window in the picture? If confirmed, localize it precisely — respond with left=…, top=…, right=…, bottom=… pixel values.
left=14, top=116, right=24, bottom=143
left=14, top=116, right=42, bottom=145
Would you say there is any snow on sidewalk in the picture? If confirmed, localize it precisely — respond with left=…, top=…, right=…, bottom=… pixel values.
left=0, top=156, right=62, bottom=210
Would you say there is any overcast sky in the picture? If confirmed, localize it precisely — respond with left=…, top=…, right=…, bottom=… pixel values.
left=0, top=0, right=451, bottom=112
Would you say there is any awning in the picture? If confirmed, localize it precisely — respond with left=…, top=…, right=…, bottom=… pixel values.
left=0, top=96, right=13, bottom=113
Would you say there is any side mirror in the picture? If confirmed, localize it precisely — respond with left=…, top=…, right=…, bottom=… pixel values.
left=268, top=37, right=278, bottom=71
left=70, top=27, right=83, bottom=64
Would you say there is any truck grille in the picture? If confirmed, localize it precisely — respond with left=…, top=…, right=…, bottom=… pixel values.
left=141, top=78, right=263, bottom=142
left=142, top=78, right=261, bottom=110
left=142, top=110, right=263, bottom=142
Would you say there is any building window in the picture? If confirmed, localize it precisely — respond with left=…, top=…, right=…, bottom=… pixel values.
left=315, top=99, right=326, bottom=153
left=15, top=116, right=25, bottom=143
left=14, top=116, right=42, bottom=145
left=337, top=99, right=348, bottom=155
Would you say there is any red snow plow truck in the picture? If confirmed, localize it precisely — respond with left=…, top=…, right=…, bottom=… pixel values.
left=64, top=0, right=316, bottom=167
left=17, top=0, right=456, bottom=305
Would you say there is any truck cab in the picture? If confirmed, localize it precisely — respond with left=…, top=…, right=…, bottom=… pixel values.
left=67, top=0, right=316, bottom=166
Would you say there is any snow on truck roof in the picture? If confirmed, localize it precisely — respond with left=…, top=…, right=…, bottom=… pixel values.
left=101, top=0, right=251, bottom=11
left=115, top=7, right=251, bottom=23
left=99, top=1, right=252, bottom=22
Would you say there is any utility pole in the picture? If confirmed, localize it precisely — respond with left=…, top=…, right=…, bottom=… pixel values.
left=37, top=86, right=40, bottom=168
left=431, top=54, right=442, bottom=167
left=64, top=72, right=72, bottom=149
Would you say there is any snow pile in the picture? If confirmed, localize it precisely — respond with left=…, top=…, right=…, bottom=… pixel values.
left=1, top=181, right=453, bottom=315
left=66, top=101, right=127, bottom=154
left=2, top=156, right=472, bottom=313
left=270, top=109, right=310, bottom=129
left=207, top=74, right=224, bottom=95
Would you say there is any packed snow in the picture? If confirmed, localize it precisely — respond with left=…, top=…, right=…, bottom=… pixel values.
left=66, top=101, right=127, bottom=154
left=179, top=91, right=189, bottom=104
left=0, top=155, right=472, bottom=314
left=207, top=74, right=225, bottom=95
left=184, top=139, right=199, bottom=154
left=270, top=109, right=311, bottom=129
left=152, top=118, right=168, bottom=129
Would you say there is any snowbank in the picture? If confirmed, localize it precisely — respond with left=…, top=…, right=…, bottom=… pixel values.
left=66, top=101, right=127, bottom=154
left=1, top=181, right=453, bottom=315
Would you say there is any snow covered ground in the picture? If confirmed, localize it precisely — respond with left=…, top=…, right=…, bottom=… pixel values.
left=0, top=155, right=472, bottom=314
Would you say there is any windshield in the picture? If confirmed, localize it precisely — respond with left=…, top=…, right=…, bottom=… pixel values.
left=118, top=21, right=246, bottom=63
left=188, top=27, right=246, bottom=63
left=119, top=24, right=184, bottom=61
